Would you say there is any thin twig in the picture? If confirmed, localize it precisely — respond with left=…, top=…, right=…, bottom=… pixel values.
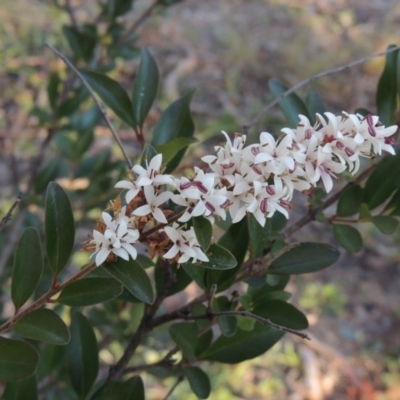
left=244, top=45, right=400, bottom=133
left=46, top=44, right=133, bottom=169
left=0, top=194, right=21, bottom=232
left=163, top=375, right=185, bottom=400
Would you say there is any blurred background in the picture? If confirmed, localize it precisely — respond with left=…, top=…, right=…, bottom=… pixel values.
left=1, top=0, right=400, bottom=399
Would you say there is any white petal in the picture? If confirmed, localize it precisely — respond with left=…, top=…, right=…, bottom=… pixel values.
left=122, top=243, right=137, bottom=260
left=113, top=247, right=129, bottom=260
left=96, top=248, right=110, bottom=266
left=164, top=226, right=182, bottom=242
left=153, top=208, right=168, bottom=224
left=164, top=244, right=179, bottom=259
left=133, top=205, right=152, bottom=216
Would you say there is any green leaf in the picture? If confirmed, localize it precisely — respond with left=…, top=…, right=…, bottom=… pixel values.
left=132, top=48, right=159, bottom=127
left=68, top=312, right=99, bottom=400
left=385, top=188, right=400, bottom=216
left=193, top=216, right=212, bottom=251
left=194, top=330, right=213, bottom=357
left=337, top=185, right=364, bottom=217
left=248, top=214, right=272, bottom=259
left=198, top=243, right=237, bottom=270
left=202, top=322, right=284, bottom=363
left=35, top=159, right=64, bottom=194
left=169, top=322, right=198, bottom=363
left=333, top=224, right=363, bottom=253
left=215, top=297, right=237, bottom=337
left=155, top=261, right=192, bottom=297
left=62, top=25, right=96, bottom=62
left=81, top=71, right=135, bottom=127
left=184, top=367, right=211, bottom=399
left=363, top=153, right=400, bottom=210
left=376, top=44, right=398, bottom=126
left=47, top=72, right=60, bottom=111
left=269, top=242, right=340, bottom=274
left=0, top=337, right=39, bottom=381
left=305, top=86, right=326, bottom=123
left=103, top=258, right=154, bottom=304
left=268, top=79, right=311, bottom=126
left=11, top=309, right=70, bottom=345
left=140, top=143, right=158, bottom=168
left=3, top=375, right=37, bottom=400
left=45, top=182, right=75, bottom=275
left=182, top=264, right=207, bottom=290
left=91, top=376, right=144, bottom=400
left=156, top=137, right=196, bottom=168
left=372, top=216, right=399, bottom=234
left=359, top=203, right=373, bottom=222
left=58, top=278, right=123, bottom=306
left=253, top=300, right=308, bottom=330
left=12, top=228, right=43, bottom=309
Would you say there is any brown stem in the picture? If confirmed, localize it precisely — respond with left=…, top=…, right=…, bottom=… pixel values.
left=0, top=194, right=21, bottom=232
left=140, top=210, right=185, bottom=241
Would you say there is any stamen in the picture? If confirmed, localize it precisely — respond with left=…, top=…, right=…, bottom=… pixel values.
left=266, top=186, right=276, bottom=196
left=205, top=201, right=216, bottom=213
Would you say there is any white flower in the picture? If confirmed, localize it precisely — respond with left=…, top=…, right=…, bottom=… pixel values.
left=132, top=154, right=174, bottom=187
left=115, top=180, right=141, bottom=203
left=133, top=185, right=172, bottom=224
left=90, top=213, right=140, bottom=266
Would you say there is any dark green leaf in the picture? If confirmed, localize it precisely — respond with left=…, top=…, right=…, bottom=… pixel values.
left=269, top=79, right=311, bottom=126
left=35, top=159, right=64, bottom=194
left=376, top=44, right=398, bottom=126
left=184, top=367, right=211, bottom=399
left=372, top=216, right=399, bottom=234
left=11, top=309, right=70, bottom=345
left=333, top=224, right=363, bottom=253
left=0, top=337, right=39, bottom=381
left=132, top=48, right=159, bottom=127
left=58, top=278, right=123, bottom=306
left=305, top=86, right=326, bottom=123
left=253, top=290, right=291, bottom=304
left=68, top=312, right=99, bottom=400
left=3, top=375, right=37, bottom=400
left=140, top=143, right=158, bottom=168
left=248, top=214, right=272, bottom=259
left=47, top=72, right=60, bottom=111
left=169, top=322, right=198, bottom=363
left=363, top=153, right=400, bottom=210
left=202, top=322, right=284, bottom=363
left=337, top=185, right=364, bottom=217
left=385, top=188, right=400, bottom=216
left=62, top=25, right=96, bottom=62
left=194, top=330, right=213, bottom=357
left=359, top=203, right=373, bottom=222
left=81, top=71, right=135, bottom=126
left=103, top=258, right=154, bottom=304
left=107, top=0, right=134, bottom=17
left=215, top=297, right=237, bottom=337
left=269, top=242, right=340, bottom=274
left=45, top=182, right=75, bottom=275
left=182, top=264, right=207, bottom=290
left=156, top=137, right=196, bottom=168
left=193, top=216, right=212, bottom=251
left=91, top=376, right=144, bottom=400
left=199, top=243, right=237, bottom=270
left=155, top=262, right=192, bottom=297
left=12, top=228, right=43, bottom=309
left=253, top=300, right=309, bottom=330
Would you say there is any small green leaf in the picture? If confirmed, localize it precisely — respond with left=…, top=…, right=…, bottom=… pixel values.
left=11, top=309, right=70, bottom=345
left=12, top=228, right=43, bottom=309
left=215, top=297, right=237, bottom=337
left=372, top=216, right=399, bottom=234
left=45, top=182, right=75, bottom=275
left=199, top=243, right=237, bottom=270
left=363, top=153, right=400, bottom=210
left=103, top=258, right=155, bottom=304
left=305, top=86, right=326, bottom=123
left=269, top=79, right=311, bottom=126
left=81, top=71, right=135, bottom=127
left=3, top=375, right=38, bottom=400
left=132, top=48, right=159, bottom=127
left=156, top=137, right=196, bottom=168
left=202, top=322, right=284, bottom=363
left=91, top=376, right=144, bottom=400
left=184, top=367, right=211, bottom=399
left=155, top=261, right=192, bottom=297
left=269, top=242, right=340, bottom=274
left=337, top=185, right=364, bottom=217
left=0, top=337, right=39, bottom=381
left=333, top=224, right=363, bottom=253
left=359, top=203, right=373, bottom=222
left=169, top=322, right=198, bottom=363
left=68, top=312, right=99, bottom=400
left=376, top=44, right=398, bottom=126
left=193, top=216, right=213, bottom=251
left=35, top=159, right=64, bottom=194
left=253, top=300, right=309, bottom=330
left=58, top=278, right=123, bottom=306
left=47, top=72, right=60, bottom=111
left=62, top=25, right=96, bottom=62
left=248, top=214, right=272, bottom=259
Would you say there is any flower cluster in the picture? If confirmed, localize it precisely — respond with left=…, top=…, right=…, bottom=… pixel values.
left=87, top=112, right=397, bottom=266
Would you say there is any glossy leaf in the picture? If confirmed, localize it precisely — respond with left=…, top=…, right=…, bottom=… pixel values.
left=373, top=216, right=399, bottom=234
left=58, top=277, right=123, bottom=306
left=337, top=185, right=364, bottom=217
left=194, top=330, right=213, bottom=357
left=156, top=137, right=196, bottom=168
left=132, top=48, right=159, bottom=127
left=103, top=258, right=154, bottom=304
left=68, top=312, right=99, bottom=400
left=269, top=79, right=311, bottom=126
left=333, top=224, right=363, bottom=253
left=35, top=158, right=65, bottom=194
left=193, top=216, right=213, bottom=251
left=12, top=228, right=43, bottom=309
left=253, top=300, right=309, bottom=330
left=305, top=86, right=326, bottom=122
left=199, top=243, right=237, bottom=270
left=81, top=71, right=135, bottom=126
left=248, top=214, right=272, bottom=259
left=363, top=153, right=400, bottom=210
left=91, top=376, right=144, bottom=400
left=184, top=367, right=211, bottom=399
left=0, top=337, right=39, bottom=381
left=3, top=375, right=38, bottom=400
left=359, top=203, right=373, bottom=222
left=202, top=322, right=284, bottom=363
left=376, top=45, right=398, bottom=126
left=169, top=322, right=198, bottom=363
left=11, top=309, right=70, bottom=345
left=45, top=182, right=75, bottom=275
left=269, top=242, right=340, bottom=274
